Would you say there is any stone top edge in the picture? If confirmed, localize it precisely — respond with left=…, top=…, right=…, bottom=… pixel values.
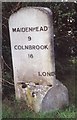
left=9, top=7, right=52, bottom=22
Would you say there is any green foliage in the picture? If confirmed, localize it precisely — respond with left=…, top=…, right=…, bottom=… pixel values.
left=2, top=105, right=15, bottom=118
left=2, top=99, right=76, bottom=118
left=57, top=105, right=76, bottom=118
left=38, top=105, right=76, bottom=118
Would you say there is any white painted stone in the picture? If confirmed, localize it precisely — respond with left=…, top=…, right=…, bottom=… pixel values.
left=9, top=7, right=55, bottom=98
left=9, top=7, right=69, bottom=112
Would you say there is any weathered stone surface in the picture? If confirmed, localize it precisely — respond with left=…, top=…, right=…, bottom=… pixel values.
left=41, top=79, right=69, bottom=112
left=9, top=7, right=56, bottom=100
left=9, top=7, right=69, bottom=112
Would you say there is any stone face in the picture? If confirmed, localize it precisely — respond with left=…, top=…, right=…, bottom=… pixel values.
left=9, top=7, right=55, bottom=99
left=41, top=79, right=69, bottom=112
left=9, top=7, right=69, bottom=112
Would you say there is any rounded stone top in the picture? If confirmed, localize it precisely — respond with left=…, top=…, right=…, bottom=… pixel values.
left=9, top=7, right=52, bottom=22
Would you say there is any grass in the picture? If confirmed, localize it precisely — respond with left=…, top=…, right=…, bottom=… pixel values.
left=2, top=73, right=76, bottom=119
left=2, top=61, right=76, bottom=119
left=2, top=98, right=76, bottom=119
